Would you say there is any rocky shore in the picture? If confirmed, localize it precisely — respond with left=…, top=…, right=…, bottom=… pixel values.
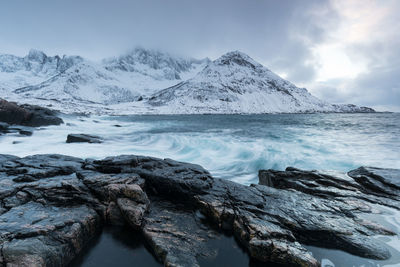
left=0, top=98, right=63, bottom=140
left=0, top=99, right=63, bottom=127
left=0, top=154, right=398, bottom=266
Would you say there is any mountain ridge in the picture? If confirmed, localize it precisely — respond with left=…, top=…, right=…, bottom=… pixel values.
left=148, top=51, right=374, bottom=114
left=0, top=48, right=374, bottom=114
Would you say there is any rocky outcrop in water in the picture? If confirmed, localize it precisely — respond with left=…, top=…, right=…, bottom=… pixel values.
left=0, top=154, right=398, bottom=266
left=0, top=121, right=34, bottom=138
left=66, top=134, right=103, bottom=144
left=0, top=98, right=63, bottom=127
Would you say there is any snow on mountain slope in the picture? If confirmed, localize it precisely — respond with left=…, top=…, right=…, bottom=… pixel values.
left=1, top=48, right=209, bottom=105
left=103, top=47, right=209, bottom=80
left=13, top=61, right=141, bottom=105
left=0, top=49, right=373, bottom=114
left=148, top=51, right=374, bottom=114
left=0, top=49, right=82, bottom=91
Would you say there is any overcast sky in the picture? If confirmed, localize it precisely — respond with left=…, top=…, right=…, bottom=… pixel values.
left=0, top=0, right=399, bottom=111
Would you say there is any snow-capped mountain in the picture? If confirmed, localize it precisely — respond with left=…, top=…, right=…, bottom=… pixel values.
left=148, top=51, right=374, bottom=113
left=0, top=49, right=373, bottom=114
left=103, top=47, right=209, bottom=81
left=0, top=49, right=82, bottom=90
left=2, top=48, right=209, bottom=105
left=13, top=62, right=140, bottom=105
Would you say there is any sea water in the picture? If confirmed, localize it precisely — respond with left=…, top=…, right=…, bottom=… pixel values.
left=1, top=113, right=399, bottom=266
left=1, top=113, right=399, bottom=185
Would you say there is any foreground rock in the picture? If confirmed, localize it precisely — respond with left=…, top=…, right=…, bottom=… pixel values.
left=0, top=98, right=63, bottom=127
left=259, top=166, right=400, bottom=210
left=0, top=155, right=398, bottom=266
left=66, top=134, right=103, bottom=143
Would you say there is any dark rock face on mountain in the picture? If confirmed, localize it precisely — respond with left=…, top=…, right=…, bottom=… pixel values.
left=0, top=49, right=82, bottom=75
left=103, top=47, right=210, bottom=80
left=66, top=134, right=103, bottom=144
left=0, top=98, right=63, bottom=127
left=0, top=154, right=398, bottom=266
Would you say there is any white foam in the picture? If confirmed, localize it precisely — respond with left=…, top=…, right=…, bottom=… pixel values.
left=1, top=114, right=399, bottom=185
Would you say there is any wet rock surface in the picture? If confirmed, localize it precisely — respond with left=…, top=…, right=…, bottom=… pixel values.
left=0, top=154, right=398, bottom=266
left=259, top=166, right=400, bottom=210
left=66, top=134, right=103, bottom=144
left=0, top=98, right=63, bottom=127
left=0, top=122, right=33, bottom=138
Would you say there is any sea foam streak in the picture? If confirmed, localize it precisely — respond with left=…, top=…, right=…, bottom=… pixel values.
left=1, top=113, right=399, bottom=185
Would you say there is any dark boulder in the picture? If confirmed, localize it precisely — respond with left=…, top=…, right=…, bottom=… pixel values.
left=0, top=98, right=63, bottom=127
left=66, top=134, right=103, bottom=143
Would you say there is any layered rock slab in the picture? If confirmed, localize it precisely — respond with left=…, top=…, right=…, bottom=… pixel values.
left=259, top=166, right=400, bottom=260
left=0, top=154, right=398, bottom=266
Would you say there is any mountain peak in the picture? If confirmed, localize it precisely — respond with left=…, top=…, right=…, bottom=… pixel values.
left=215, top=51, right=262, bottom=69
left=103, top=47, right=209, bottom=80
left=26, top=49, right=47, bottom=62
left=1, top=48, right=373, bottom=114
left=221, top=50, right=251, bottom=59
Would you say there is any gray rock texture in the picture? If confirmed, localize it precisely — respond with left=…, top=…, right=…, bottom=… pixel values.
left=0, top=154, right=398, bottom=266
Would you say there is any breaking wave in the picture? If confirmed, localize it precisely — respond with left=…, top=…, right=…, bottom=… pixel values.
left=1, top=113, right=399, bottom=185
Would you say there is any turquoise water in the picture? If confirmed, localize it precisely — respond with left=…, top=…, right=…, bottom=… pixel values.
left=106, top=113, right=400, bottom=184
left=2, top=113, right=399, bottom=185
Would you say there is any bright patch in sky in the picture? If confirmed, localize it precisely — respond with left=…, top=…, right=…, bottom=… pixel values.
left=313, top=44, right=366, bottom=81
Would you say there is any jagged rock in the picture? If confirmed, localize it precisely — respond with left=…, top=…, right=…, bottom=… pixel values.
left=66, top=134, right=102, bottom=143
left=258, top=166, right=400, bottom=261
left=348, top=166, right=400, bottom=193
left=259, top=166, right=400, bottom=209
left=0, top=154, right=398, bottom=266
left=0, top=98, right=63, bottom=127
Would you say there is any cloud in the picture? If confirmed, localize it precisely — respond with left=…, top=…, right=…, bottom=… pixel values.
left=0, top=0, right=398, bottom=110
left=0, top=1, right=334, bottom=74
left=305, top=0, right=400, bottom=111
